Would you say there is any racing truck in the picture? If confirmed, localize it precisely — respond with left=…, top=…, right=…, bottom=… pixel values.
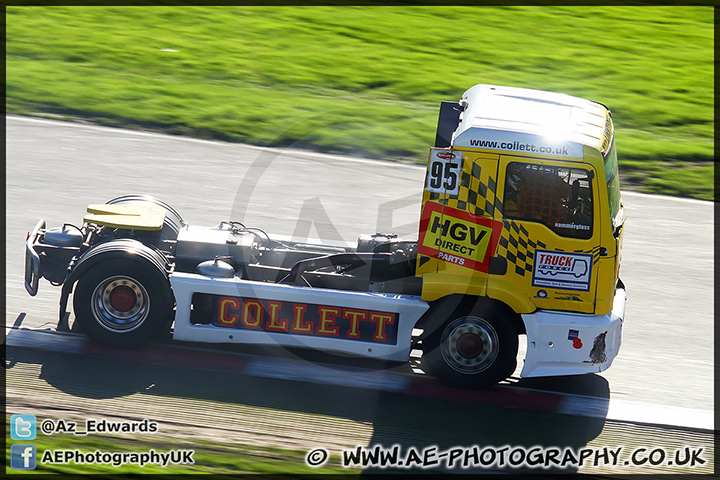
left=25, top=84, right=626, bottom=389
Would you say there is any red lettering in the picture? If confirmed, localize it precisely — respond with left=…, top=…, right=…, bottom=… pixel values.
left=370, top=312, right=395, bottom=342
left=290, top=304, right=312, bottom=333
left=266, top=301, right=289, bottom=332
left=343, top=308, right=367, bottom=339
left=242, top=300, right=263, bottom=328
left=317, top=306, right=341, bottom=336
left=215, top=296, right=397, bottom=344
left=217, top=297, right=240, bottom=326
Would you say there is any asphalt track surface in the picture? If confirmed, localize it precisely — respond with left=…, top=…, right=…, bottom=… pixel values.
left=5, top=115, right=715, bottom=472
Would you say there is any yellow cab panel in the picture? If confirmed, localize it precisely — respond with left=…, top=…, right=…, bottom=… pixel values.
left=417, top=84, right=623, bottom=318
left=414, top=83, right=625, bottom=382
left=416, top=148, right=505, bottom=302
left=495, top=154, right=601, bottom=314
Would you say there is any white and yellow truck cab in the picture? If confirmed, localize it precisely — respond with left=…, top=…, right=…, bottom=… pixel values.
left=25, top=84, right=625, bottom=389
left=415, top=84, right=625, bottom=387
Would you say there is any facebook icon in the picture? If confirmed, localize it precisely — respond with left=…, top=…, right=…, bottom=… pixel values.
left=11, top=444, right=37, bottom=470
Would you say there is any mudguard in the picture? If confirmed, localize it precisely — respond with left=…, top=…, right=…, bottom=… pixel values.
left=58, top=238, right=171, bottom=326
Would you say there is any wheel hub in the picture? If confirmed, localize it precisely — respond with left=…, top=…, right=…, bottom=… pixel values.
left=92, top=276, right=149, bottom=332
left=109, top=285, right=137, bottom=312
left=441, top=316, right=499, bottom=374
left=456, top=332, right=485, bottom=359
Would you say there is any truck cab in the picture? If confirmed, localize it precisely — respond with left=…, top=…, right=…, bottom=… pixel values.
left=415, top=84, right=625, bottom=384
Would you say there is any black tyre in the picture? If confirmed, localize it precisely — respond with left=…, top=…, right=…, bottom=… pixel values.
left=422, top=301, right=518, bottom=389
left=73, top=258, right=173, bottom=349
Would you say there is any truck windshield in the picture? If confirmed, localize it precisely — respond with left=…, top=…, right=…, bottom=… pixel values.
left=604, top=139, right=622, bottom=227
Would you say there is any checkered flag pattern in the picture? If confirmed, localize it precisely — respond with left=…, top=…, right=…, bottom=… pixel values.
left=427, top=158, right=503, bottom=216
left=496, top=220, right=547, bottom=276
left=421, top=154, right=601, bottom=277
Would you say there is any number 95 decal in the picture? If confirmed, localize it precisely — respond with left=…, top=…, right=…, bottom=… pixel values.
left=426, top=149, right=463, bottom=195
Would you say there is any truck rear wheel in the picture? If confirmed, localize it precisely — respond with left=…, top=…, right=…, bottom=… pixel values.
left=422, top=303, right=517, bottom=389
left=73, top=258, right=173, bottom=349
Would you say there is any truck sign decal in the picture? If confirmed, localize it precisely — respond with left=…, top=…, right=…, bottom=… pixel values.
left=532, top=250, right=593, bottom=291
left=211, top=296, right=398, bottom=345
left=418, top=202, right=502, bottom=272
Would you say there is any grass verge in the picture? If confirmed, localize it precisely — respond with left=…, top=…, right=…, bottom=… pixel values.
left=6, top=6, right=713, bottom=200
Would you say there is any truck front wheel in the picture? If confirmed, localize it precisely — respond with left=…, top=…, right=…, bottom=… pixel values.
left=422, top=304, right=518, bottom=389
left=73, top=258, right=173, bottom=349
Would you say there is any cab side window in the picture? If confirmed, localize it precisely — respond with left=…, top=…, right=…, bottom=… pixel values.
left=503, top=162, right=593, bottom=239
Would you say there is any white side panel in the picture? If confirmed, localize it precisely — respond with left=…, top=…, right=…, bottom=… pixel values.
left=169, top=272, right=429, bottom=362
left=520, top=286, right=625, bottom=377
left=452, top=127, right=584, bottom=159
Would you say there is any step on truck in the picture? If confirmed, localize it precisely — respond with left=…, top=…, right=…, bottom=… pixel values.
left=25, top=84, right=626, bottom=389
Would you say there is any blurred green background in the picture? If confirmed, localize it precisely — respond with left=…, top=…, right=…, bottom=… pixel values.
left=6, top=6, right=714, bottom=199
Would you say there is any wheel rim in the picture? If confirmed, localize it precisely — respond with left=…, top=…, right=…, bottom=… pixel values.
left=441, top=316, right=499, bottom=374
left=91, top=275, right=149, bottom=333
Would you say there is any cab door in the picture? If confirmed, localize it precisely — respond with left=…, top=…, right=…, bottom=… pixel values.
left=492, top=155, right=603, bottom=314
left=416, top=148, right=504, bottom=301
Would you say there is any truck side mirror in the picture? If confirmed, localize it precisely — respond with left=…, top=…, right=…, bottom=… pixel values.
left=434, top=101, right=463, bottom=148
